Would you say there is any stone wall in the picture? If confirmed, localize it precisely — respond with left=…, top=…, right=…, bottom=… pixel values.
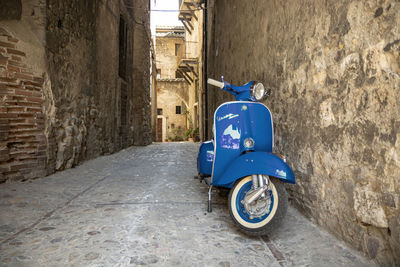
left=0, top=0, right=152, bottom=182
left=132, top=0, right=152, bottom=146
left=46, top=0, right=99, bottom=171
left=206, top=0, right=400, bottom=264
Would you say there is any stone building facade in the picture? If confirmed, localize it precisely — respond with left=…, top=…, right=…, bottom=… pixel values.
left=155, top=26, right=188, bottom=142
left=206, top=0, right=399, bottom=264
left=150, top=39, right=158, bottom=142
left=178, top=0, right=204, bottom=141
left=0, top=0, right=152, bottom=183
left=155, top=0, right=204, bottom=143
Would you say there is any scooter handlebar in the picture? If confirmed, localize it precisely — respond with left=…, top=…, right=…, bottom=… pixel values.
left=207, top=78, right=224, bottom=88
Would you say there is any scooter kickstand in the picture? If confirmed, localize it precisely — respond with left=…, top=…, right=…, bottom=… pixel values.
left=208, top=185, right=213, bottom=212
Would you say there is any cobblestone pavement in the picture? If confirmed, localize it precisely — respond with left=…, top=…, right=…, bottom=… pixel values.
left=0, top=142, right=375, bottom=266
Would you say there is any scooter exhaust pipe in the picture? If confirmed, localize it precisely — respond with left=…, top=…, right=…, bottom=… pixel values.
left=244, top=185, right=269, bottom=205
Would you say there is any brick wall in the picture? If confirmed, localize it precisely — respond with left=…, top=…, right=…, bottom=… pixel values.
left=0, top=34, right=46, bottom=183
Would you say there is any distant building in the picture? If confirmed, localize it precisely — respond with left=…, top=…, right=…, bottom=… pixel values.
left=150, top=38, right=158, bottom=143
left=155, top=0, right=204, bottom=143
left=155, top=26, right=188, bottom=142
left=178, top=0, right=204, bottom=141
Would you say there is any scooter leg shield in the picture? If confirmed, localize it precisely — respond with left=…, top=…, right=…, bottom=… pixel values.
left=213, top=152, right=295, bottom=188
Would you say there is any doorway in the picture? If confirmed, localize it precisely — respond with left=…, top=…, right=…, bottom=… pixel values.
left=157, top=118, right=162, bottom=142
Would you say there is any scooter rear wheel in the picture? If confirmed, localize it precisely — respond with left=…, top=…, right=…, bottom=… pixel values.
left=228, top=176, right=288, bottom=236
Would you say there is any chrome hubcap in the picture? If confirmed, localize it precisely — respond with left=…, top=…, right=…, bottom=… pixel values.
left=241, top=189, right=271, bottom=219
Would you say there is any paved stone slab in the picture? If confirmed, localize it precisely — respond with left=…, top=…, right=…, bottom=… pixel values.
left=0, top=142, right=375, bottom=266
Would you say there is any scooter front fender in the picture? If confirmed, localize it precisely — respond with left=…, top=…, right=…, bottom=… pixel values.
left=213, top=152, right=295, bottom=188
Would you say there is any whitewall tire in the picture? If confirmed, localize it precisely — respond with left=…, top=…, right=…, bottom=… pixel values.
left=228, top=176, right=288, bottom=236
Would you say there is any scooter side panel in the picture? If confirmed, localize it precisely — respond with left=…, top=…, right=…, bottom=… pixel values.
left=197, top=140, right=214, bottom=175
left=214, top=152, right=295, bottom=188
left=212, top=102, right=273, bottom=185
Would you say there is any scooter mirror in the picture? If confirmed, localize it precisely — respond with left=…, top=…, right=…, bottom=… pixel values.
left=265, top=88, right=272, bottom=98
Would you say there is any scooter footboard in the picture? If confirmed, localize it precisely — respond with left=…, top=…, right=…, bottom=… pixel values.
left=213, top=152, right=295, bottom=188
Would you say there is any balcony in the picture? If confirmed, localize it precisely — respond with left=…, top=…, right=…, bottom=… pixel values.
left=177, top=58, right=198, bottom=85
left=178, top=0, right=201, bottom=34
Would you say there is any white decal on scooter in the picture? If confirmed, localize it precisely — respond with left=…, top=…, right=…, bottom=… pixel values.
left=275, top=169, right=287, bottom=178
left=217, top=113, right=239, bottom=121
left=206, top=150, right=214, bottom=161
left=221, top=125, right=240, bottom=149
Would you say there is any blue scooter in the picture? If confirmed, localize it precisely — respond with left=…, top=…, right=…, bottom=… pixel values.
left=197, top=77, right=295, bottom=236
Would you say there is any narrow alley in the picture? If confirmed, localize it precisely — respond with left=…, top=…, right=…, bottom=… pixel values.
left=0, top=143, right=373, bottom=266
left=1, top=0, right=399, bottom=265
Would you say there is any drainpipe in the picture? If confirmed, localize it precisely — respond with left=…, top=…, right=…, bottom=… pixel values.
left=202, top=0, right=208, bottom=140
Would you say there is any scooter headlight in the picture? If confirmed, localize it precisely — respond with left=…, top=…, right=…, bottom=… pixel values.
left=251, top=82, right=265, bottom=101
left=244, top=138, right=255, bottom=149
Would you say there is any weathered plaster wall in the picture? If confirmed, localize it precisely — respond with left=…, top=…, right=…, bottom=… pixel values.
left=157, top=79, right=188, bottom=107
left=156, top=34, right=185, bottom=79
left=157, top=80, right=188, bottom=141
left=207, top=0, right=400, bottom=264
left=157, top=87, right=187, bottom=140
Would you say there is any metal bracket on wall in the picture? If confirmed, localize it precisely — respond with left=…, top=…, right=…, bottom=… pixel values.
left=178, top=0, right=199, bottom=35
left=177, top=58, right=198, bottom=85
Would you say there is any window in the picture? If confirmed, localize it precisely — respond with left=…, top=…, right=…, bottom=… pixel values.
left=171, top=123, right=175, bottom=129
left=156, top=69, right=161, bottom=79
left=157, top=108, right=162, bottom=115
left=176, top=106, right=181, bottom=114
left=175, top=44, right=180, bottom=56
left=119, top=16, right=127, bottom=79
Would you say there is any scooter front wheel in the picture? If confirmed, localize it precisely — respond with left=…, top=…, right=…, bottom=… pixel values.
left=228, top=176, right=288, bottom=236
